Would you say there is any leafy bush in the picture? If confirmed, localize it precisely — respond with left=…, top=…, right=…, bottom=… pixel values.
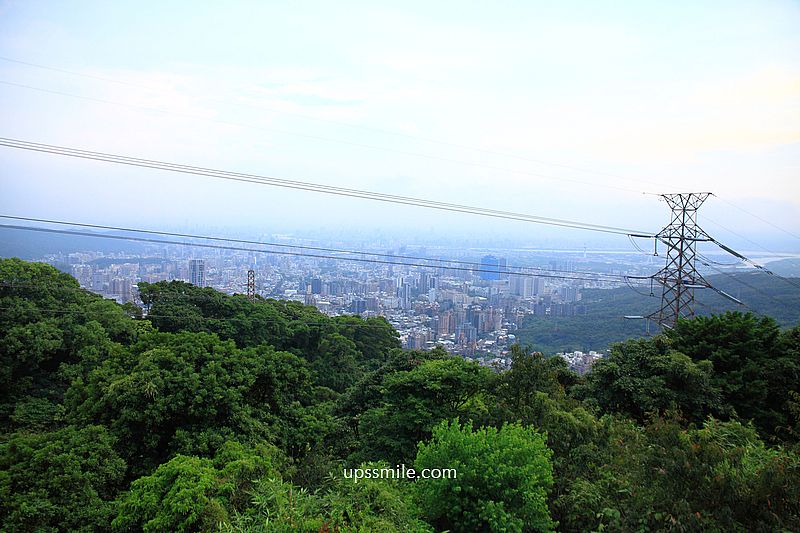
left=113, top=441, right=282, bottom=532
left=414, top=419, right=555, bottom=532
left=0, top=425, right=126, bottom=532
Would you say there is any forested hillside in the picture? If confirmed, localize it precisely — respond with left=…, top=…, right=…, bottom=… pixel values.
left=517, top=270, right=800, bottom=354
left=2, top=258, right=799, bottom=532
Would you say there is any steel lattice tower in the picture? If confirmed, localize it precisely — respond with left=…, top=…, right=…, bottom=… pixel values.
left=648, top=192, right=713, bottom=329
left=247, top=269, right=255, bottom=301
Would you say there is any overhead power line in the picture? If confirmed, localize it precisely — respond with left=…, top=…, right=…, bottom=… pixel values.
left=0, top=137, right=653, bottom=236
left=0, top=221, right=647, bottom=284
left=0, top=214, right=639, bottom=281
left=707, top=236, right=800, bottom=291
left=4, top=57, right=796, bottom=240
left=697, top=257, right=791, bottom=311
left=0, top=55, right=666, bottom=192
left=714, top=196, right=800, bottom=242
left=698, top=216, right=800, bottom=291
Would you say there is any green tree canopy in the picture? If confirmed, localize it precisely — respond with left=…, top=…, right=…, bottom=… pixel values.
left=355, top=356, right=495, bottom=464
left=0, top=425, right=126, bottom=532
left=65, top=331, right=317, bottom=472
left=0, top=258, right=138, bottom=426
left=414, top=419, right=555, bottom=533
left=668, top=312, right=800, bottom=439
left=113, top=441, right=282, bottom=532
left=578, top=335, right=725, bottom=423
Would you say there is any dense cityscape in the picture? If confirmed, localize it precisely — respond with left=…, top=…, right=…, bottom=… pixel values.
left=37, top=239, right=663, bottom=371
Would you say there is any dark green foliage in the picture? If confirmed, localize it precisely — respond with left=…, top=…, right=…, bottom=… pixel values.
left=637, top=417, right=800, bottom=531
left=309, top=333, right=361, bottom=392
left=9, top=396, right=64, bottom=431
left=113, top=441, right=282, bottom=532
left=355, top=356, right=495, bottom=464
left=332, top=315, right=401, bottom=367
left=414, top=419, right=555, bottom=532
left=668, top=312, right=800, bottom=440
left=66, top=330, right=318, bottom=472
left=0, top=425, right=126, bottom=532
left=137, top=280, right=401, bottom=396
left=3, top=259, right=800, bottom=531
left=577, top=335, right=725, bottom=423
left=555, top=416, right=800, bottom=532
left=336, top=347, right=448, bottom=422
left=139, top=281, right=291, bottom=348
left=518, top=314, right=648, bottom=355
left=138, top=280, right=399, bottom=360
left=783, top=390, right=800, bottom=443
left=114, top=455, right=223, bottom=532
left=0, top=258, right=137, bottom=426
left=490, top=348, right=625, bottom=531
left=496, top=345, right=577, bottom=409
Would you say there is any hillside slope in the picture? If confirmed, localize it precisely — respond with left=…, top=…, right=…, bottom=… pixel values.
left=517, top=271, right=800, bottom=353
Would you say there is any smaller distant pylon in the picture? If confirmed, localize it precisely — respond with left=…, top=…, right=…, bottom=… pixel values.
left=247, top=269, right=255, bottom=301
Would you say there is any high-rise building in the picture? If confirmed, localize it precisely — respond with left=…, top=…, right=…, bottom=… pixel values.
left=398, top=282, right=412, bottom=309
left=189, top=259, right=206, bottom=287
left=480, top=255, right=501, bottom=281
left=456, top=323, right=477, bottom=343
left=304, top=285, right=315, bottom=306
left=511, top=275, right=539, bottom=298
left=498, top=257, right=509, bottom=280
left=92, top=271, right=106, bottom=292
left=438, top=310, right=454, bottom=336
left=366, top=297, right=380, bottom=312
left=311, top=278, right=323, bottom=294
left=559, top=286, right=580, bottom=303
left=350, top=298, right=367, bottom=314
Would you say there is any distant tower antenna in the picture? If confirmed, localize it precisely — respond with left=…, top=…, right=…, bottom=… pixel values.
left=247, top=269, right=255, bottom=301
left=648, top=193, right=713, bottom=328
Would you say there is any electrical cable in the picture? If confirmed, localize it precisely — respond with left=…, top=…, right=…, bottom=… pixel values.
left=695, top=252, right=741, bottom=267
left=628, top=234, right=655, bottom=256
left=707, top=236, right=800, bottom=291
left=0, top=56, right=671, bottom=193
left=697, top=258, right=791, bottom=310
left=0, top=137, right=654, bottom=236
left=714, top=196, right=800, bottom=242
left=5, top=57, right=796, bottom=240
left=0, top=222, right=647, bottom=284
left=0, top=214, right=640, bottom=281
left=624, top=276, right=656, bottom=298
left=703, top=215, right=800, bottom=290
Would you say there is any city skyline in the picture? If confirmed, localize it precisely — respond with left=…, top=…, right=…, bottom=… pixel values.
left=29, top=238, right=639, bottom=361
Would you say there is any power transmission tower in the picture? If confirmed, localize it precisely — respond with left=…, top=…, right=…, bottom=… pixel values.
left=247, top=269, right=255, bottom=301
left=648, top=192, right=713, bottom=329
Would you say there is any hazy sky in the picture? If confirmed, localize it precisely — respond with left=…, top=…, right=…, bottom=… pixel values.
left=1, top=1, right=799, bottom=251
